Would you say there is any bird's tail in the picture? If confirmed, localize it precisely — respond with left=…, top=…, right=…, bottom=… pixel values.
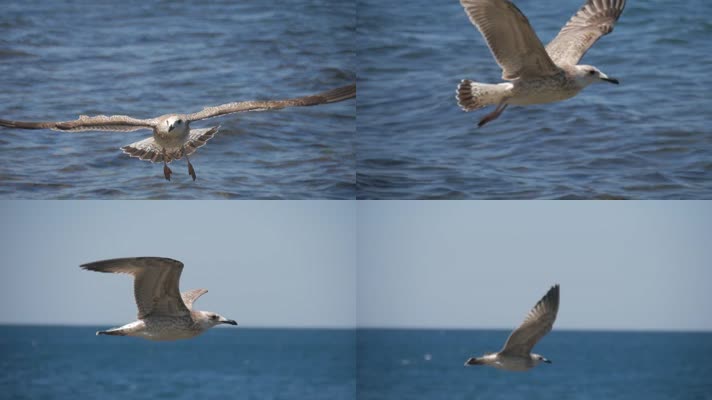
left=121, top=126, right=219, bottom=163
left=456, top=80, right=510, bottom=112
left=464, top=357, right=484, bottom=366
left=97, top=329, right=126, bottom=337
left=121, top=137, right=164, bottom=162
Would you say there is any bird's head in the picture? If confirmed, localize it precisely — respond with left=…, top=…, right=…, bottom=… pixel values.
left=573, top=65, right=619, bottom=87
left=197, top=311, right=238, bottom=329
left=165, top=115, right=188, bottom=134
left=532, top=353, right=552, bottom=365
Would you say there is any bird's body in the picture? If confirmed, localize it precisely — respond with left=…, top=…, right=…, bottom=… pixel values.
left=467, top=69, right=582, bottom=110
left=456, top=0, right=626, bottom=127
left=152, top=115, right=191, bottom=148
left=0, top=84, right=356, bottom=180
left=465, top=284, right=559, bottom=371
left=467, top=352, right=547, bottom=371
left=102, top=315, right=205, bottom=341
left=507, top=68, right=583, bottom=105
left=119, top=115, right=217, bottom=181
left=81, top=257, right=237, bottom=341
left=467, top=352, right=544, bottom=371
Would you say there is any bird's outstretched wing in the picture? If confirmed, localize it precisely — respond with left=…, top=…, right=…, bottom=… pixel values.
left=460, top=0, right=559, bottom=80
left=185, top=84, right=356, bottom=122
left=499, top=284, right=560, bottom=356
left=80, top=257, right=191, bottom=319
left=181, top=288, right=208, bottom=310
left=546, top=0, right=626, bottom=66
left=0, top=115, right=156, bottom=132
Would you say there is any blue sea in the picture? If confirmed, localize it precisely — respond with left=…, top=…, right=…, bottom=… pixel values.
left=0, top=0, right=355, bottom=199
left=0, top=326, right=356, bottom=400
left=3, top=327, right=711, bottom=399
left=357, top=329, right=712, bottom=400
left=357, top=0, right=712, bottom=199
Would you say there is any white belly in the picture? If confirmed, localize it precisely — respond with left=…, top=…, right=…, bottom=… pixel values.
left=487, top=354, right=534, bottom=371
left=123, top=318, right=203, bottom=341
left=154, top=127, right=190, bottom=149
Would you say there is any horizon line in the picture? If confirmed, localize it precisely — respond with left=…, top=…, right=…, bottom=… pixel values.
left=1, top=322, right=710, bottom=334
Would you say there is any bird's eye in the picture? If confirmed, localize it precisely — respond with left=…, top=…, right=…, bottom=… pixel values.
left=589, top=70, right=595, bottom=75
left=211, top=315, right=218, bottom=320
left=177, top=119, right=182, bottom=124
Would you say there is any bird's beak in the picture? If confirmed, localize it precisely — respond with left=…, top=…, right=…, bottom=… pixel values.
left=168, top=124, right=175, bottom=132
left=221, top=319, right=237, bottom=326
left=600, top=74, right=619, bottom=84
left=544, top=358, right=552, bottom=364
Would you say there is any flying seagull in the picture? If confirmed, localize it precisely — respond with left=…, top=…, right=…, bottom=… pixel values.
left=465, top=284, right=559, bottom=371
left=0, top=83, right=356, bottom=180
left=81, top=257, right=237, bottom=341
left=456, top=0, right=626, bottom=127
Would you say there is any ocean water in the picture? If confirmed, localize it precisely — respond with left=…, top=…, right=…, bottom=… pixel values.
left=357, top=329, right=712, bottom=400
left=357, top=0, right=712, bottom=199
left=3, top=326, right=711, bottom=399
left=0, top=0, right=355, bottom=199
left=0, top=326, right=356, bottom=400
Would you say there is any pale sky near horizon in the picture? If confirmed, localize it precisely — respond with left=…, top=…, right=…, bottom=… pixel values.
left=1, top=201, right=710, bottom=331
left=0, top=201, right=356, bottom=328
left=357, top=201, right=712, bottom=332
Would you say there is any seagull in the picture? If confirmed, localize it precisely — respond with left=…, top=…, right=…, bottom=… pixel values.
left=465, top=284, right=559, bottom=371
left=456, top=0, right=626, bottom=127
left=81, top=257, right=237, bottom=341
left=0, top=83, right=356, bottom=180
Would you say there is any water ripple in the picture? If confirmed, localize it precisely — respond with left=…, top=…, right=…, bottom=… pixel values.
left=356, top=0, right=712, bottom=199
left=0, top=0, right=355, bottom=199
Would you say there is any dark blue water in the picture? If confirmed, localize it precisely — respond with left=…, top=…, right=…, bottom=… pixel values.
left=0, top=0, right=355, bottom=199
left=357, top=0, right=712, bottom=199
left=3, top=326, right=711, bottom=399
left=0, top=326, right=355, bottom=400
left=357, top=329, right=712, bottom=400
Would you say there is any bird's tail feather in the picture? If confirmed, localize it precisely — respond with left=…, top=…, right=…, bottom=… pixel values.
left=182, top=126, right=219, bottom=158
left=121, top=126, right=219, bottom=163
left=97, top=329, right=125, bottom=336
left=121, top=137, right=164, bottom=163
left=464, top=357, right=484, bottom=366
left=456, top=80, right=509, bottom=112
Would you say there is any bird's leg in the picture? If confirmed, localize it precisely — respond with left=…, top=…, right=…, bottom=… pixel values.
left=162, top=151, right=172, bottom=181
left=163, top=162, right=172, bottom=181
left=186, top=153, right=196, bottom=181
left=478, top=103, right=509, bottom=128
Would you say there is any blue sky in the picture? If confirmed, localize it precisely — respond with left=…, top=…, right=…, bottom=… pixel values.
left=0, top=201, right=356, bottom=328
left=357, top=201, right=712, bottom=331
left=1, top=201, right=710, bottom=331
